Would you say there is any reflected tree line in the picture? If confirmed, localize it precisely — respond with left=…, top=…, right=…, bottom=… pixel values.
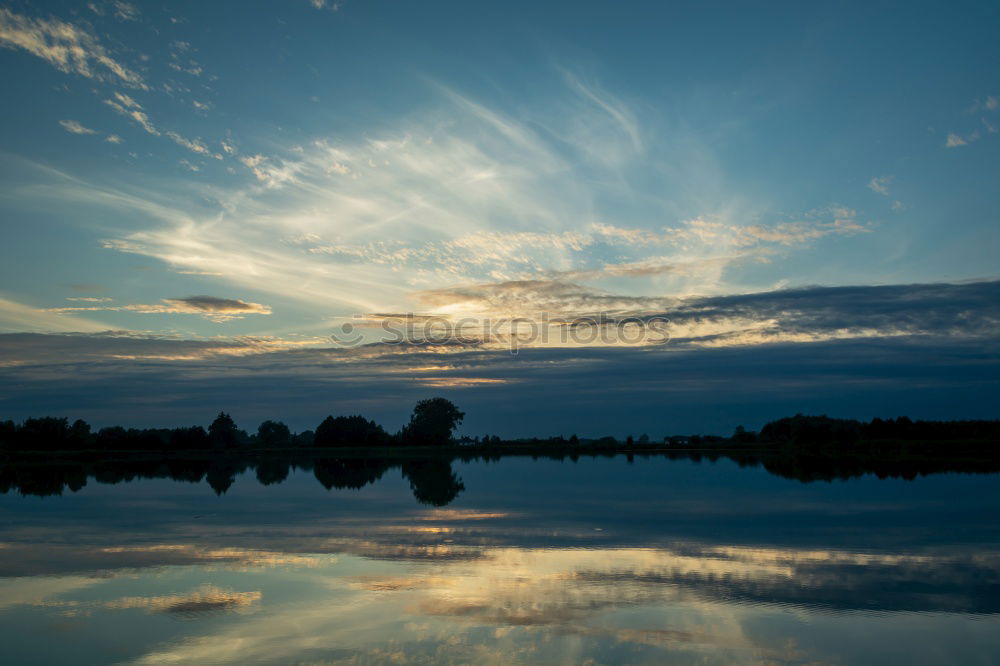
left=2, top=448, right=1000, bottom=502
left=0, top=454, right=466, bottom=505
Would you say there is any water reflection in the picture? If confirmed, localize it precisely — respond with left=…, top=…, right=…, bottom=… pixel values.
left=0, top=454, right=467, bottom=505
left=2, top=450, right=998, bottom=503
left=0, top=455, right=998, bottom=664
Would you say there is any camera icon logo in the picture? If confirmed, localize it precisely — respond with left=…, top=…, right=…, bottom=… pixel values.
left=330, top=320, right=364, bottom=347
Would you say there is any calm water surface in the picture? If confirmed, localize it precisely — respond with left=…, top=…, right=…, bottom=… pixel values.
left=1, top=454, right=998, bottom=664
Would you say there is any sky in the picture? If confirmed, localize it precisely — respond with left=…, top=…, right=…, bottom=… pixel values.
left=0, top=0, right=997, bottom=436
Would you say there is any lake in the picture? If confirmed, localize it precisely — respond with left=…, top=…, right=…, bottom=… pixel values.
left=1, top=453, right=998, bottom=664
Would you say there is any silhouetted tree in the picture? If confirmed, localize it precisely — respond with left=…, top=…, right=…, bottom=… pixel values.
left=759, top=414, right=861, bottom=450
left=400, top=398, right=464, bottom=446
left=0, top=419, right=15, bottom=450
left=168, top=426, right=210, bottom=450
left=208, top=412, right=239, bottom=449
left=69, top=419, right=92, bottom=448
left=314, top=415, right=389, bottom=447
left=20, top=417, right=70, bottom=450
left=96, top=426, right=127, bottom=450
left=257, top=420, right=292, bottom=448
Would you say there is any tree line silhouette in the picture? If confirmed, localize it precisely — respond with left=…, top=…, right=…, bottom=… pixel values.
left=0, top=401, right=997, bottom=461
left=0, top=397, right=466, bottom=452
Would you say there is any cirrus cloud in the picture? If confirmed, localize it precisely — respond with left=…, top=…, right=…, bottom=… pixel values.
left=0, top=8, right=145, bottom=87
left=46, top=296, right=272, bottom=322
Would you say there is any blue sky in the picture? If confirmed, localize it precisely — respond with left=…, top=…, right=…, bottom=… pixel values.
left=0, top=1, right=997, bottom=434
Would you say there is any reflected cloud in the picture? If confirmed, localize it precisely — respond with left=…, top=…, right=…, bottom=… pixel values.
left=4, top=581, right=261, bottom=622
left=104, top=585, right=261, bottom=617
left=120, top=541, right=987, bottom=664
left=0, top=542, right=331, bottom=577
left=97, top=545, right=330, bottom=570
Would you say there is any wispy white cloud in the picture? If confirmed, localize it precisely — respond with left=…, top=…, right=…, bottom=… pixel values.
left=971, top=95, right=999, bottom=113
left=30, top=83, right=871, bottom=318
left=298, top=213, right=863, bottom=294
left=867, top=175, right=892, bottom=195
left=100, top=92, right=221, bottom=159
left=308, top=0, right=342, bottom=10
left=239, top=154, right=302, bottom=186
left=0, top=8, right=145, bottom=87
left=945, top=132, right=969, bottom=148
left=562, top=70, right=642, bottom=154
left=0, top=295, right=108, bottom=333
left=104, top=95, right=159, bottom=135
left=112, top=1, right=139, bottom=22
left=59, top=119, right=97, bottom=135
left=662, top=213, right=868, bottom=249
left=168, top=60, right=203, bottom=77
left=0, top=3, right=217, bottom=164
left=165, top=38, right=205, bottom=78
left=112, top=91, right=141, bottom=109
left=166, top=131, right=217, bottom=158
left=47, top=296, right=272, bottom=322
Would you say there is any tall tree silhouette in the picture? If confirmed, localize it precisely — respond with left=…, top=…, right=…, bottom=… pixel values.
left=209, top=412, right=239, bottom=449
left=400, top=398, right=464, bottom=446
